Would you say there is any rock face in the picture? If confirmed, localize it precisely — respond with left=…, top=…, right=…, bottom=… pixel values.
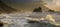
left=33, top=7, right=42, bottom=12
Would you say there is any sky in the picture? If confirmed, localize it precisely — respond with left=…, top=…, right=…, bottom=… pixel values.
left=1, top=0, right=42, bottom=9
left=2, top=0, right=41, bottom=3
left=1, top=0, right=53, bottom=6
left=1, top=0, right=53, bottom=10
left=2, top=0, right=60, bottom=11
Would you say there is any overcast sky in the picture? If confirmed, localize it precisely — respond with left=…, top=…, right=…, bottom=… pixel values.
left=1, top=0, right=54, bottom=4
left=1, top=0, right=41, bottom=8
left=1, top=0, right=55, bottom=10
left=2, top=0, right=41, bottom=3
left=1, top=0, right=60, bottom=11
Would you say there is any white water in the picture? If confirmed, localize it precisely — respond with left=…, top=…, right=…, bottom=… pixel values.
left=0, top=12, right=60, bottom=27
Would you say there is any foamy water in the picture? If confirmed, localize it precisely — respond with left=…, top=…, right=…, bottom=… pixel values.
left=0, top=12, right=60, bottom=27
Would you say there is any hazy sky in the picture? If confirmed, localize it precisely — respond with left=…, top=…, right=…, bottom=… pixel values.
left=2, top=0, right=41, bottom=3
left=1, top=0, right=53, bottom=7
left=1, top=0, right=41, bottom=8
left=1, top=0, right=54, bottom=5
left=2, top=0, right=59, bottom=11
left=2, top=0, right=60, bottom=11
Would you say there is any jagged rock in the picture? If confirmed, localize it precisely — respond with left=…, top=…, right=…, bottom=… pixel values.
left=33, top=7, right=42, bottom=12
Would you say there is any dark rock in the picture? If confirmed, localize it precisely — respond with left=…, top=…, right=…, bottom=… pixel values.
left=33, top=7, right=42, bottom=12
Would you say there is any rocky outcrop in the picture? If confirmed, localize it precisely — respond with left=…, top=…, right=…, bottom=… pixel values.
left=33, top=7, right=42, bottom=12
